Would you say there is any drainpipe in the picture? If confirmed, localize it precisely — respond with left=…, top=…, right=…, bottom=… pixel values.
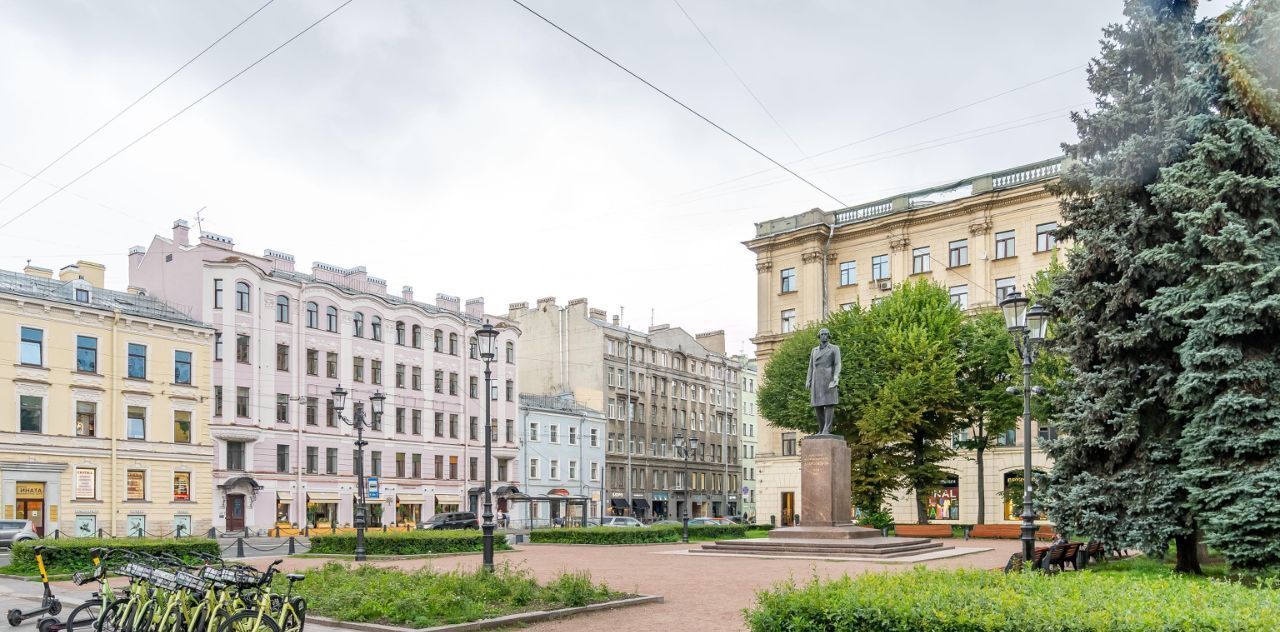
left=624, top=332, right=631, bottom=515
left=462, top=319, right=470, bottom=516
left=109, top=310, right=120, bottom=536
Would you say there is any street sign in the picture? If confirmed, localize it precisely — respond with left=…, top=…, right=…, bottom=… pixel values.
left=742, top=486, right=749, bottom=495
left=367, top=477, right=380, bottom=499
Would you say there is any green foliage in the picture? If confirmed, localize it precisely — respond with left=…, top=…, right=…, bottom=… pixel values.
left=8, top=538, right=221, bottom=575
left=308, top=530, right=509, bottom=555
left=288, top=562, right=620, bottom=627
left=855, top=507, right=894, bottom=531
left=955, top=311, right=1021, bottom=524
left=745, top=567, right=1280, bottom=631
left=528, top=524, right=749, bottom=544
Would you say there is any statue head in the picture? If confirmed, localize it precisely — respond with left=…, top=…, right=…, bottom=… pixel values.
left=818, top=328, right=830, bottom=345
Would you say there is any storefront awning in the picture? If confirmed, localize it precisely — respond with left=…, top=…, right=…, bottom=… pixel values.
left=219, top=476, right=263, bottom=490
left=548, top=488, right=570, bottom=496
left=495, top=485, right=520, bottom=496
left=609, top=498, right=629, bottom=509
left=307, top=492, right=341, bottom=502
left=632, top=499, right=650, bottom=510
left=467, top=486, right=485, bottom=495
left=276, top=491, right=293, bottom=501
left=396, top=494, right=424, bottom=504
left=435, top=494, right=461, bottom=504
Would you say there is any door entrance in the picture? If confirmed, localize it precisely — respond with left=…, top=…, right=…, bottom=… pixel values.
left=780, top=492, right=796, bottom=527
left=226, top=494, right=246, bottom=531
left=16, top=499, right=44, bottom=537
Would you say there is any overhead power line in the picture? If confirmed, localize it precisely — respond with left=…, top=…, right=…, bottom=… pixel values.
left=0, top=0, right=277, bottom=209
left=508, top=0, right=846, bottom=207
left=0, top=0, right=356, bottom=234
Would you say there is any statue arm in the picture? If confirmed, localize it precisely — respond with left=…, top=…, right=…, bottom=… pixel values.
left=830, top=346, right=842, bottom=389
left=805, top=349, right=813, bottom=389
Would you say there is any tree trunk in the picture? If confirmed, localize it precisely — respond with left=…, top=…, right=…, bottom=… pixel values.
left=916, top=492, right=929, bottom=525
left=914, top=431, right=929, bottom=524
left=1174, top=532, right=1204, bottom=575
left=975, top=443, right=986, bottom=525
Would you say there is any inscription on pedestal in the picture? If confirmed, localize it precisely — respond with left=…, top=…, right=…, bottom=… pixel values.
left=800, top=435, right=852, bottom=527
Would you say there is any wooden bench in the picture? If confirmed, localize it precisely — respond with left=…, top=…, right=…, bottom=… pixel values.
left=1045, top=542, right=1082, bottom=572
left=893, top=524, right=954, bottom=538
left=968, top=523, right=1056, bottom=540
left=1003, top=545, right=1052, bottom=573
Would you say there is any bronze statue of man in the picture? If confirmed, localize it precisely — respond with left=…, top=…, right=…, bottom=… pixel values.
left=805, top=328, right=842, bottom=435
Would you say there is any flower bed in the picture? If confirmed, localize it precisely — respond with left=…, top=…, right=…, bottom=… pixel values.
left=308, top=530, right=510, bottom=556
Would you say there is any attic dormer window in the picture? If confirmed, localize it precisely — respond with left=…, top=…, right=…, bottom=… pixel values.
left=75, top=288, right=90, bottom=303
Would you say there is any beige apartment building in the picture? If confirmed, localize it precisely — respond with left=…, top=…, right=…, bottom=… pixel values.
left=1, top=262, right=215, bottom=537
left=744, top=157, right=1064, bottom=526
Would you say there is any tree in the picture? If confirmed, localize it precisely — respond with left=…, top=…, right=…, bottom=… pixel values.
left=1045, top=0, right=1216, bottom=573
left=954, top=311, right=1020, bottom=524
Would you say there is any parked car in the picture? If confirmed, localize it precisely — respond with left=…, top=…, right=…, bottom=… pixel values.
left=0, top=520, right=38, bottom=547
left=688, top=517, right=735, bottom=526
left=598, top=516, right=646, bottom=528
left=416, top=512, right=479, bottom=530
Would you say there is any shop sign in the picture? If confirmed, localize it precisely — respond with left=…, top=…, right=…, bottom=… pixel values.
left=75, top=469, right=96, bottom=499
left=16, top=482, right=44, bottom=499
left=367, top=477, right=380, bottom=499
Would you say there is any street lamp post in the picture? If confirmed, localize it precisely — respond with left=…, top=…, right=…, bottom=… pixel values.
left=476, top=322, right=500, bottom=572
left=332, top=385, right=384, bottom=562
left=675, top=432, right=699, bottom=544
left=999, top=290, right=1050, bottom=568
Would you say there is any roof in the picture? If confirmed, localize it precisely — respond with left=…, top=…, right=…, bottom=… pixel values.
left=266, top=269, right=499, bottom=327
left=0, top=269, right=209, bottom=328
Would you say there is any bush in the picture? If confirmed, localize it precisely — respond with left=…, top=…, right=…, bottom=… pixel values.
left=752, top=524, right=776, bottom=531
left=289, top=562, right=620, bottom=627
left=308, top=530, right=510, bottom=556
left=8, top=538, right=221, bottom=576
left=528, top=524, right=748, bottom=544
left=745, top=567, right=1280, bottom=631
left=855, top=507, right=894, bottom=531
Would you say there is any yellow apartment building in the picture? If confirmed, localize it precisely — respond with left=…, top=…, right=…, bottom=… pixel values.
left=744, top=157, right=1065, bottom=527
left=1, top=262, right=215, bottom=537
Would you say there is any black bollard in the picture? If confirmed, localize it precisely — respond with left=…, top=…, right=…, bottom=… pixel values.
left=236, top=537, right=245, bottom=558
left=288, top=536, right=296, bottom=555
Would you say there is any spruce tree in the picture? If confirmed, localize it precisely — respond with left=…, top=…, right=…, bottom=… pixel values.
left=1045, top=0, right=1215, bottom=572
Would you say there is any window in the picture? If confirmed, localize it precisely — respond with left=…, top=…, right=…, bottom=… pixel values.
left=949, top=285, right=969, bottom=310
left=505, top=341, right=515, bottom=363
left=214, top=332, right=223, bottom=361
left=433, top=370, right=443, bottom=393
left=174, top=411, right=192, bottom=443
left=505, top=419, right=514, bottom=443
left=127, top=343, right=146, bottom=378
left=469, top=416, right=479, bottom=440
left=412, top=454, right=422, bottom=478
left=412, top=409, right=422, bottom=435
left=236, top=335, right=250, bottom=363
left=236, top=387, right=250, bottom=417
left=370, top=451, right=382, bottom=476
left=411, top=366, right=421, bottom=390
left=589, top=428, right=599, bottom=447
left=871, top=254, right=889, bottom=280
left=529, top=421, right=539, bottom=441
left=449, top=333, right=459, bottom=355
left=275, top=295, right=290, bottom=323
left=213, top=279, right=223, bottom=309
left=995, top=230, right=1016, bottom=259
left=780, top=309, right=796, bottom=334
left=1038, top=421, right=1058, bottom=441
left=214, top=386, right=223, bottom=417
left=550, top=460, right=559, bottom=479
left=326, top=306, right=338, bottom=332
left=505, top=380, right=514, bottom=402
left=74, top=286, right=90, bottom=302
left=468, top=457, right=478, bottom=479
left=234, top=281, right=251, bottom=311
left=448, top=372, right=458, bottom=396
left=19, top=396, right=42, bottom=433
left=568, top=426, right=578, bottom=445
left=305, top=447, right=318, bottom=474
left=227, top=440, right=245, bottom=471
left=326, top=448, right=337, bottom=475
left=781, top=432, right=797, bottom=456
left=76, top=401, right=96, bottom=436
left=371, top=360, right=382, bottom=385
left=353, top=357, right=364, bottom=382
left=276, top=445, right=290, bottom=473
left=306, top=302, right=319, bottom=328
left=276, top=394, right=289, bottom=423
left=326, top=352, right=338, bottom=378
left=306, top=397, right=317, bottom=425
left=371, top=316, right=382, bottom=340
left=449, top=414, right=458, bottom=438
left=448, top=456, right=458, bottom=479
left=469, top=337, right=478, bottom=359
left=76, top=336, right=97, bottom=373
left=276, top=344, right=290, bottom=373
left=912, top=247, right=931, bottom=274
left=411, top=325, right=422, bottom=348
left=127, top=470, right=146, bottom=500
left=996, top=277, right=1017, bottom=302
left=434, top=413, right=443, bottom=437
left=947, top=238, right=969, bottom=267
left=353, top=312, right=364, bottom=337
left=469, top=376, right=478, bottom=398
left=395, top=321, right=406, bottom=345
left=839, top=261, right=856, bottom=286
left=590, top=462, right=599, bottom=481
left=1036, top=222, right=1057, bottom=251
left=780, top=267, right=796, bottom=293
left=395, top=408, right=405, bottom=433
left=127, top=406, right=145, bottom=439
left=433, top=455, right=444, bottom=478
left=433, top=329, right=443, bottom=352
left=326, top=399, right=335, bottom=426
left=549, top=424, right=559, bottom=443
left=529, top=458, right=540, bottom=479
left=397, top=364, right=406, bottom=389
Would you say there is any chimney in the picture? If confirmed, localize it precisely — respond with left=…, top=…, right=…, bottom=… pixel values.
left=507, top=301, right=529, bottom=320
left=76, top=260, right=106, bottom=289
left=128, top=246, right=145, bottom=270
left=465, top=297, right=484, bottom=318
left=611, top=315, right=620, bottom=326
left=696, top=330, right=726, bottom=354
left=435, top=293, right=460, bottom=312
left=263, top=249, right=295, bottom=273
left=172, top=219, right=190, bottom=246
left=588, top=308, right=607, bottom=320
left=22, top=264, right=52, bottom=280
left=58, top=264, right=81, bottom=283
left=402, top=286, right=414, bottom=302
left=535, top=296, right=556, bottom=311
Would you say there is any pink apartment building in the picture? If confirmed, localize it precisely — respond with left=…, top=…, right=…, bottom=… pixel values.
left=128, top=220, right=521, bottom=532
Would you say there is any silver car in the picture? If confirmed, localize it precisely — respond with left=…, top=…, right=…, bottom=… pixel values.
left=599, top=516, right=646, bottom=528
left=0, top=520, right=38, bottom=547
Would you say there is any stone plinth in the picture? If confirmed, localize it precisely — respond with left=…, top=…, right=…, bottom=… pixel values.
left=799, top=434, right=851, bottom=527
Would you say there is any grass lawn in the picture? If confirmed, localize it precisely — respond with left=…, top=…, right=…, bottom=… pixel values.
left=1092, top=554, right=1280, bottom=584
left=292, top=561, right=626, bottom=628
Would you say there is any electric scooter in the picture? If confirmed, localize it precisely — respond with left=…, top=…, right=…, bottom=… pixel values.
left=7, top=546, right=62, bottom=627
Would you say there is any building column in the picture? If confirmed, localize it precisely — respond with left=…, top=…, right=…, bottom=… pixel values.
left=968, top=219, right=993, bottom=308
left=754, top=259, right=773, bottom=336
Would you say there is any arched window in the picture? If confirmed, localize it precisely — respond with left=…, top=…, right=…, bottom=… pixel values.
left=469, top=336, right=478, bottom=359
left=275, top=295, right=290, bottom=323
left=448, top=333, right=458, bottom=355
left=433, top=329, right=443, bottom=353
left=306, top=302, right=319, bottom=328
left=353, top=312, right=365, bottom=337
left=235, top=281, right=251, bottom=312
left=371, top=316, right=382, bottom=341
left=412, top=325, right=422, bottom=348
left=396, top=321, right=406, bottom=345
left=326, top=306, right=338, bottom=332
left=505, top=341, right=515, bottom=364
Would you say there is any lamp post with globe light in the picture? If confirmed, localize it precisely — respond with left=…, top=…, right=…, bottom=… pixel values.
left=331, top=385, right=384, bottom=562
left=998, top=289, right=1050, bottom=568
left=476, top=322, right=500, bottom=572
left=674, top=431, right=699, bottom=544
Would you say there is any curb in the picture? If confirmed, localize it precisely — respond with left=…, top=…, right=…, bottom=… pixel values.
left=310, top=594, right=663, bottom=632
left=293, top=550, right=510, bottom=561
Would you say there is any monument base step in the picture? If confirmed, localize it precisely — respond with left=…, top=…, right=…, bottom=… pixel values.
left=697, top=536, right=947, bottom=559
left=768, top=524, right=880, bottom=540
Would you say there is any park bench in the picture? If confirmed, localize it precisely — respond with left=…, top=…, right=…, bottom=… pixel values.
left=893, top=524, right=954, bottom=538
left=1044, top=541, right=1082, bottom=572
left=968, top=523, right=1055, bottom=540
left=1002, top=545, right=1053, bottom=573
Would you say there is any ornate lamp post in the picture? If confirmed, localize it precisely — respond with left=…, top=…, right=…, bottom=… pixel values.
left=476, top=322, right=499, bottom=572
left=999, top=290, right=1050, bottom=568
left=332, top=385, right=384, bottom=562
left=674, top=431, right=699, bottom=544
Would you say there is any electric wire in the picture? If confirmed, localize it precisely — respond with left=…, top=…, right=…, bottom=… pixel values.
left=0, top=0, right=357, bottom=234
left=0, top=0, right=277, bottom=208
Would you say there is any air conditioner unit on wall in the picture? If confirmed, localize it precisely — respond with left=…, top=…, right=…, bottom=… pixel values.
left=877, top=280, right=892, bottom=291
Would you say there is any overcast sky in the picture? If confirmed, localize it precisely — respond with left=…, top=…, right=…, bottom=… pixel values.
left=0, top=1, right=1142, bottom=352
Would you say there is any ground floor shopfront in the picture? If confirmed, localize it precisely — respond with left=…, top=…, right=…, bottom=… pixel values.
left=887, top=446, right=1052, bottom=525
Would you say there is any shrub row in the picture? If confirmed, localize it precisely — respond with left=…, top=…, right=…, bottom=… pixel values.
left=529, top=524, right=749, bottom=545
left=8, top=538, right=221, bottom=575
left=746, top=567, right=1280, bottom=631
left=308, top=529, right=510, bottom=556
